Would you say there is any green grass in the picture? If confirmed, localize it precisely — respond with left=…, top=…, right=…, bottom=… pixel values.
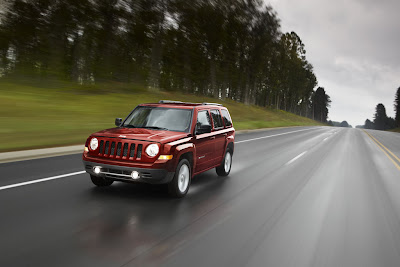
left=0, top=81, right=323, bottom=152
left=390, top=128, right=400, bottom=133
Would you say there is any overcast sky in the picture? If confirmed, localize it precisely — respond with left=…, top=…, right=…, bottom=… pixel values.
left=269, top=0, right=400, bottom=126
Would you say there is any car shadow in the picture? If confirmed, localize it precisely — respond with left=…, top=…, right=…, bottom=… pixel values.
left=87, top=169, right=229, bottom=202
left=77, top=170, right=231, bottom=261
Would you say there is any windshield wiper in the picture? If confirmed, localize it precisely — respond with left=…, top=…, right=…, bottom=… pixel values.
left=141, top=126, right=169, bottom=131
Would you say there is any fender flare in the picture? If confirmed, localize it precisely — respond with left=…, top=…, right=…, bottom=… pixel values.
left=225, top=136, right=235, bottom=155
left=173, top=143, right=196, bottom=175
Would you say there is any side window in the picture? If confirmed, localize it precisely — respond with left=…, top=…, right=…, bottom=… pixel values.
left=196, top=110, right=211, bottom=130
left=210, top=109, right=223, bottom=129
left=221, top=109, right=232, bottom=127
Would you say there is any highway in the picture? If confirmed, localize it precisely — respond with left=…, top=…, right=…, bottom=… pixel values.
left=1, top=126, right=400, bottom=267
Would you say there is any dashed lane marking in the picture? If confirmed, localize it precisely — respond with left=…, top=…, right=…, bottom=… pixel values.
left=0, top=171, right=86, bottom=191
left=235, top=128, right=317, bottom=144
left=285, top=151, right=308, bottom=165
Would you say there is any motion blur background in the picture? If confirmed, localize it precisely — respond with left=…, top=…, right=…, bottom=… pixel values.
left=0, top=0, right=398, bottom=152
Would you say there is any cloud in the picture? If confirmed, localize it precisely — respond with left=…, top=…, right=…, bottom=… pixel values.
left=269, top=0, right=400, bottom=126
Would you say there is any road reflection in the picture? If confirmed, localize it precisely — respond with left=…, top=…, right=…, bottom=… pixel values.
left=77, top=171, right=230, bottom=264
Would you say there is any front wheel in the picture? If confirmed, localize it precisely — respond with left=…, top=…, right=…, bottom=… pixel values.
left=168, top=159, right=191, bottom=198
left=90, top=175, right=114, bottom=187
left=216, top=149, right=232, bottom=176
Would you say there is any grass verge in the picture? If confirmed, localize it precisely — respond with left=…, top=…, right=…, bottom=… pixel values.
left=0, top=81, right=324, bottom=152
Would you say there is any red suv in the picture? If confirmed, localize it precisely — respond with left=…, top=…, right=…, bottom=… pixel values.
left=82, top=100, right=235, bottom=197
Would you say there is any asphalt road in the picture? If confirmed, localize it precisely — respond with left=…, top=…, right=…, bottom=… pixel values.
left=1, top=126, right=400, bottom=267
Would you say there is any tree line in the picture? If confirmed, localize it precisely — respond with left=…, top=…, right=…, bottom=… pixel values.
left=362, top=87, right=400, bottom=130
left=0, top=0, right=331, bottom=122
left=329, top=120, right=352, bottom=128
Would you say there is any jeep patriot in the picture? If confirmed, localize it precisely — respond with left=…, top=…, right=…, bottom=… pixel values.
left=83, top=100, right=235, bottom=197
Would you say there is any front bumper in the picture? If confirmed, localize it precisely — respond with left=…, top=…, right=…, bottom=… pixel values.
left=83, top=160, right=175, bottom=184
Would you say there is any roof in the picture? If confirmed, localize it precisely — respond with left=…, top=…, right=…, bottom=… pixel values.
left=139, top=100, right=225, bottom=109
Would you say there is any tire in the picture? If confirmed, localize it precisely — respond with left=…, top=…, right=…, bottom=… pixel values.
left=90, top=175, right=114, bottom=187
left=168, top=159, right=191, bottom=198
left=216, top=149, right=232, bottom=176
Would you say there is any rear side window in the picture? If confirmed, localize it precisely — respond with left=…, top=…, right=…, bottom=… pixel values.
left=211, top=109, right=224, bottom=129
left=221, top=109, right=232, bottom=127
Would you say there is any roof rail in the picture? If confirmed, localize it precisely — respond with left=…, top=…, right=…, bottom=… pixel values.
left=159, top=100, right=184, bottom=104
left=202, top=102, right=222, bottom=106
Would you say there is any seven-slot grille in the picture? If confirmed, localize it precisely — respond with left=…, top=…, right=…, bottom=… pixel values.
left=97, top=139, right=143, bottom=159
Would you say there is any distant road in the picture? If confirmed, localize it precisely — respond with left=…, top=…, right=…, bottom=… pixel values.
left=1, top=127, right=400, bottom=267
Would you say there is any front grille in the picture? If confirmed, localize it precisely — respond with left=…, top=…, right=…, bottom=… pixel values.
left=99, top=140, right=104, bottom=154
left=137, top=144, right=143, bottom=158
left=95, top=139, right=145, bottom=160
left=116, top=142, right=122, bottom=156
left=110, top=142, right=116, bottom=155
left=104, top=141, right=110, bottom=155
left=123, top=143, right=128, bottom=157
left=129, top=144, right=135, bottom=158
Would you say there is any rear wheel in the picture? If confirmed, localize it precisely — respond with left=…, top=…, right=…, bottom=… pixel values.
left=216, top=149, right=232, bottom=176
left=168, top=159, right=191, bottom=198
left=90, top=175, right=114, bottom=187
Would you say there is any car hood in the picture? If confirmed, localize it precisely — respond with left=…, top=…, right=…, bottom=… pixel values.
left=91, top=127, right=189, bottom=144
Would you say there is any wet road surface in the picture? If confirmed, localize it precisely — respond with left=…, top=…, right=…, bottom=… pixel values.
left=1, top=127, right=400, bottom=267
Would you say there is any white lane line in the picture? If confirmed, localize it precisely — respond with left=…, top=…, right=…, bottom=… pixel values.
left=0, top=171, right=85, bottom=191
left=286, top=151, right=307, bottom=165
left=235, top=128, right=317, bottom=144
left=323, top=137, right=329, bottom=141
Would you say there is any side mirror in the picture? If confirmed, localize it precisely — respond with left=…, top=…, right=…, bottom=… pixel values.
left=196, top=124, right=212, bottom=135
left=115, top=118, right=122, bottom=127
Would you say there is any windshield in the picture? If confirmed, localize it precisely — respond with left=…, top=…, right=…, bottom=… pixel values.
left=122, top=106, right=192, bottom=132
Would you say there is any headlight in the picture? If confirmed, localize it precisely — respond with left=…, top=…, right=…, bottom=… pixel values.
left=145, top=144, right=159, bottom=157
left=90, top=138, right=98, bottom=150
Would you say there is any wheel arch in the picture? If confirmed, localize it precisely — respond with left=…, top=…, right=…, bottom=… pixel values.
left=226, top=141, right=234, bottom=155
left=174, top=143, right=195, bottom=176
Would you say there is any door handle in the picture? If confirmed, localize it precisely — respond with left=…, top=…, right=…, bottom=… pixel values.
left=210, top=136, right=215, bottom=140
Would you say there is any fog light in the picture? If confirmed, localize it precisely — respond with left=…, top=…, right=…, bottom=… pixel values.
left=93, top=166, right=101, bottom=174
left=131, top=171, right=140, bottom=179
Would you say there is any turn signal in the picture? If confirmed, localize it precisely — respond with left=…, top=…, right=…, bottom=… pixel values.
left=84, top=147, right=89, bottom=152
left=158, top=155, right=173, bottom=160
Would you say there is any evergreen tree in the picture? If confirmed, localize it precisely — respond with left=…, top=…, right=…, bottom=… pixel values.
left=395, top=87, right=400, bottom=127
left=373, top=103, right=389, bottom=130
left=0, top=0, right=329, bottom=121
left=311, top=87, right=331, bottom=122
left=364, top=119, right=375, bottom=129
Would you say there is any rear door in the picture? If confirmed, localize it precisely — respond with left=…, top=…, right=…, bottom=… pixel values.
left=210, top=109, right=226, bottom=166
left=194, top=109, right=215, bottom=173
